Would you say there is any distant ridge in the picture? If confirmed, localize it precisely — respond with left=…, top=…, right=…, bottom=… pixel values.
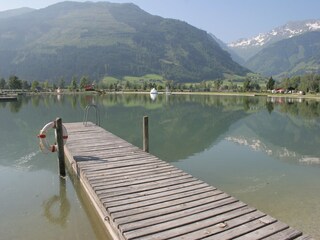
left=209, top=33, right=245, bottom=65
left=246, top=31, right=320, bottom=77
left=0, top=1, right=249, bottom=82
left=0, top=7, right=35, bottom=19
left=228, top=19, right=320, bottom=61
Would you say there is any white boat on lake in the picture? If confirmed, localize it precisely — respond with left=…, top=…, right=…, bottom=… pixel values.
left=150, top=88, right=158, bottom=94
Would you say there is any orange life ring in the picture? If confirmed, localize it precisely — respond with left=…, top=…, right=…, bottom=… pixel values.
left=38, top=121, right=68, bottom=153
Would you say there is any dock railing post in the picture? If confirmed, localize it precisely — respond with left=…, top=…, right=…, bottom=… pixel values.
left=55, top=117, right=66, bottom=177
left=143, top=116, right=149, bottom=152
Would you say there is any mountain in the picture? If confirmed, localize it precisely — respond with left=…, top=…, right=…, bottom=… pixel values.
left=0, top=1, right=249, bottom=83
left=228, top=19, right=320, bottom=61
left=227, top=106, right=320, bottom=166
left=209, top=33, right=245, bottom=65
left=246, top=31, right=320, bottom=77
left=0, top=7, right=35, bottom=19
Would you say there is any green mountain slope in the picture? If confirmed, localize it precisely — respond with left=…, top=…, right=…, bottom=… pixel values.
left=246, top=31, right=320, bottom=77
left=209, top=33, right=245, bottom=65
left=0, top=7, right=35, bottom=19
left=0, top=1, right=249, bottom=83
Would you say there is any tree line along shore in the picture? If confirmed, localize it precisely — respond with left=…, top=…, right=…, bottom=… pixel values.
left=1, top=73, right=320, bottom=98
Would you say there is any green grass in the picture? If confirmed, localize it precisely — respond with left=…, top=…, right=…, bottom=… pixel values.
left=100, top=74, right=165, bottom=85
left=98, top=72, right=269, bottom=90
left=123, top=74, right=164, bottom=82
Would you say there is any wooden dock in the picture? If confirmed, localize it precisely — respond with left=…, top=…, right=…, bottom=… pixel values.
left=0, top=96, right=18, bottom=101
left=63, top=122, right=312, bottom=240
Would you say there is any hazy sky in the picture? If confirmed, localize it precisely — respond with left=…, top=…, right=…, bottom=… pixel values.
left=0, top=0, right=319, bottom=43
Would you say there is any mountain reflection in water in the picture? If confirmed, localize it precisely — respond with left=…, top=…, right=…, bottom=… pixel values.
left=1, top=94, right=320, bottom=167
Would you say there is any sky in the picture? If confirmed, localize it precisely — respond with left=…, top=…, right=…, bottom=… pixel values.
left=0, top=0, right=319, bottom=43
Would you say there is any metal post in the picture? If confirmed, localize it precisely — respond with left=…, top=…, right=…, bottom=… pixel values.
left=55, top=117, right=66, bottom=177
left=143, top=116, right=149, bottom=152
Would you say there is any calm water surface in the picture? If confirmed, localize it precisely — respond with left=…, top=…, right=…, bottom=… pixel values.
left=1, top=94, right=319, bottom=239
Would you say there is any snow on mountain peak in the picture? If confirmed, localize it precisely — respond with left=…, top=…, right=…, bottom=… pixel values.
left=271, top=30, right=278, bottom=36
left=228, top=19, right=320, bottom=49
left=307, top=22, right=320, bottom=30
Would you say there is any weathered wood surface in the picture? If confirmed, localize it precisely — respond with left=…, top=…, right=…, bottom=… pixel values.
left=143, top=116, right=149, bottom=152
left=64, top=122, right=312, bottom=240
left=56, top=117, right=66, bottom=177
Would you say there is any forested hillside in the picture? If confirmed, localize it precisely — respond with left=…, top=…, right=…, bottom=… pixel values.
left=246, top=31, right=320, bottom=77
left=0, top=1, right=249, bottom=83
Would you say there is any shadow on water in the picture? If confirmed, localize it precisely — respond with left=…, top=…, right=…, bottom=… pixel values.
left=43, top=178, right=70, bottom=227
left=42, top=175, right=112, bottom=239
left=67, top=167, right=113, bottom=240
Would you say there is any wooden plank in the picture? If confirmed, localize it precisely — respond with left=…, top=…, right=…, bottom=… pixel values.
left=201, top=216, right=278, bottom=240
left=263, top=227, right=302, bottom=240
left=108, top=185, right=218, bottom=213
left=69, top=144, right=132, bottom=152
left=90, top=171, right=186, bottom=191
left=74, top=149, right=150, bottom=157
left=67, top=135, right=125, bottom=142
left=87, top=165, right=175, bottom=181
left=80, top=158, right=161, bottom=173
left=67, top=136, right=133, bottom=144
left=75, top=152, right=156, bottom=164
left=96, top=175, right=195, bottom=197
left=78, top=156, right=160, bottom=169
left=97, top=177, right=198, bottom=200
left=68, top=135, right=116, bottom=142
left=105, top=183, right=212, bottom=208
left=81, top=157, right=164, bottom=170
left=78, top=159, right=160, bottom=173
left=88, top=167, right=180, bottom=185
left=84, top=162, right=171, bottom=178
left=294, top=236, right=315, bottom=240
left=67, top=139, right=129, bottom=146
left=0, top=96, right=18, bottom=101
left=68, top=144, right=136, bottom=153
left=140, top=209, right=265, bottom=240
left=77, top=160, right=161, bottom=173
left=91, top=170, right=186, bottom=189
left=232, top=221, right=289, bottom=239
left=79, top=153, right=162, bottom=165
left=111, top=191, right=230, bottom=219
left=123, top=201, right=247, bottom=239
left=100, top=180, right=206, bottom=204
left=114, top=191, right=226, bottom=226
left=69, top=146, right=141, bottom=156
left=169, top=210, right=266, bottom=240
left=119, top=197, right=241, bottom=233
left=62, top=123, right=311, bottom=240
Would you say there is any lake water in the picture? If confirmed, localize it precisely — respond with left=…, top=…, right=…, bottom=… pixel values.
left=1, top=93, right=319, bottom=239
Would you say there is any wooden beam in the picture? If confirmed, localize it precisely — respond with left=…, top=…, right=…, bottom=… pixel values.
left=143, top=116, right=149, bottom=152
left=55, top=117, right=66, bottom=177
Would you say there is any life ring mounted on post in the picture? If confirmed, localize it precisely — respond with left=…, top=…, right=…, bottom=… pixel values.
left=38, top=121, right=68, bottom=154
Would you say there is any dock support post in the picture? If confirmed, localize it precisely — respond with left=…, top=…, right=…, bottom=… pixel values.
left=56, top=117, right=66, bottom=177
left=143, top=116, right=149, bottom=152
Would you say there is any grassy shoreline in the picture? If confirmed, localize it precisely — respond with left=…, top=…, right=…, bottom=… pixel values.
left=3, top=89, right=320, bottom=100
left=120, top=90, right=320, bottom=100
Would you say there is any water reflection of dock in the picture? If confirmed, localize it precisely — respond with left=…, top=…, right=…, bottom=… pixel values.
left=63, top=122, right=312, bottom=240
